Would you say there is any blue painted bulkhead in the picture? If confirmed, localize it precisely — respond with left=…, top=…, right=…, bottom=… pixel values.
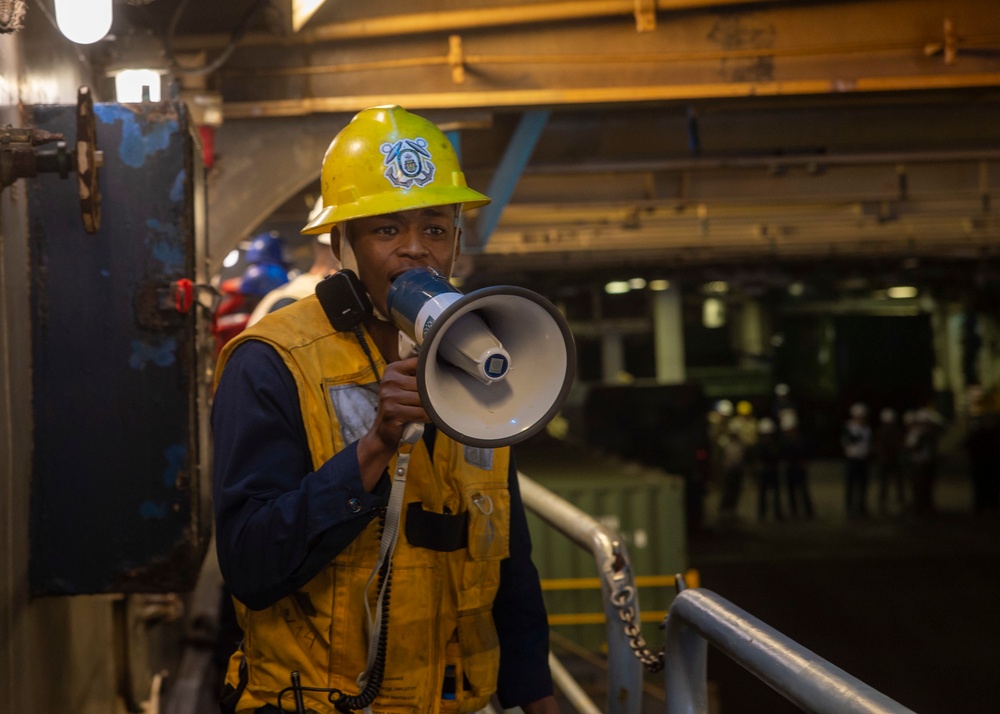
left=28, top=101, right=210, bottom=595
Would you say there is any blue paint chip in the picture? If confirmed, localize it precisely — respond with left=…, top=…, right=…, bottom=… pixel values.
left=95, top=104, right=178, bottom=168
left=140, top=500, right=169, bottom=520
left=129, top=337, right=177, bottom=369
left=170, top=170, right=186, bottom=202
left=153, top=241, right=185, bottom=274
left=161, top=443, right=187, bottom=488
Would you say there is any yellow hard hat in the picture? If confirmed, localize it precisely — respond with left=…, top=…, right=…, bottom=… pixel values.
left=301, top=105, right=490, bottom=235
left=736, top=400, right=753, bottom=416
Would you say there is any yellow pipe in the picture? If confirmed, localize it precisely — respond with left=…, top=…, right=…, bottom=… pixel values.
left=549, top=611, right=670, bottom=626
left=541, top=570, right=701, bottom=591
left=221, top=34, right=1000, bottom=76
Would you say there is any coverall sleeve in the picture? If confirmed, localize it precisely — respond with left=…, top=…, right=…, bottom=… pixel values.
left=212, top=340, right=390, bottom=610
left=492, top=458, right=555, bottom=708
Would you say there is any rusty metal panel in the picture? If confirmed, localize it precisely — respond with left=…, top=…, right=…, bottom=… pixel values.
left=28, top=101, right=210, bottom=594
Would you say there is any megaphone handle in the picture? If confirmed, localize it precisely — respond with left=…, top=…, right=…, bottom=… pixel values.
left=400, top=422, right=424, bottom=445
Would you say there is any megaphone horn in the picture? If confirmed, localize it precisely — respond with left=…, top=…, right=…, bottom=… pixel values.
left=387, top=267, right=576, bottom=448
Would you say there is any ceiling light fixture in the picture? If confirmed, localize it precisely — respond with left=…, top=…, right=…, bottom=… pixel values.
left=605, top=281, right=630, bottom=295
left=887, top=286, right=918, bottom=299
left=105, top=31, right=171, bottom=103
left=113, top=69, right=165, bottom=102
left=55, top=0, right=112, bottom=45
left=292, top=0, right=329, bottom=32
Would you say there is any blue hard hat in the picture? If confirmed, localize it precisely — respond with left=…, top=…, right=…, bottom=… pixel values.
left=240, top=262, right=289, bottom=296
left=246, top=231, right=286, bottom=265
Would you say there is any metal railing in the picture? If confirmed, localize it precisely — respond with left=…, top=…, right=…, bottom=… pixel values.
left=663, top=585, right=917, bottom=714
left=519, top=472, right=646, bottom=714
left=518, top=473, right=918, bottom=714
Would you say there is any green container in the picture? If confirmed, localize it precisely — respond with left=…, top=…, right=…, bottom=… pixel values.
left=515, top=440, right=688, bottom=654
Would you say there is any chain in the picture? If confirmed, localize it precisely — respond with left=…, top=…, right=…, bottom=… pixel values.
left=611, top=585, right=665, bottom=673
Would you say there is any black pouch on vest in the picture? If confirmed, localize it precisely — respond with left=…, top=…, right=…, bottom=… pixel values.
left=405, top=501, right=469, bottom=552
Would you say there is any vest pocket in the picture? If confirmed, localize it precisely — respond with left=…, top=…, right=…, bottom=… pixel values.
left=465, top=485, right=510, bottom=562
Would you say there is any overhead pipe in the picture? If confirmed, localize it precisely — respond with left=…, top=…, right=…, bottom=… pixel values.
left=523, top=148, right=1000, bottom=174
left=221, top=72, right=1000, bottom=118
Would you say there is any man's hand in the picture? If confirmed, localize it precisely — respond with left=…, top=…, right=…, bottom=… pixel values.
left=357, top=357, right=429, bottom=490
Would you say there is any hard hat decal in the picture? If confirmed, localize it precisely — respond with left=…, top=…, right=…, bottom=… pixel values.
left=381, top=138, right=435, bottom=188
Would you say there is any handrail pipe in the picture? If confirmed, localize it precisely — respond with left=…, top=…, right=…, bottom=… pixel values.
left=663, top=587, right=918, bottom=714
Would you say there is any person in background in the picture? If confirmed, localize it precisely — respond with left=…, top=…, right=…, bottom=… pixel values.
left=212, top=276, right=256, bottom=357
left=248, top=200, right=341, bottom=327
left=909, top=407, right=944, bottom=515
left=965, top=388, right=1000, bottom=515
left=239, top=231, right=291, bottom=300
left=900, top=409, right=918, bottom=498
left=771, top=382, right=798, bottom=427
left=733, top=400, right=758, bottom=452
left=779, top=410, right=814, bottom=519
left=718, top=418, right=748, bottom=524
left=212, top=231, right=290, bottom=356
left=840, top=402, right=872, bottom=518
left=754, top=417, right=784, bottom=522
left=211, top=105, right=557, bottom=714
left=707, top=399, right=734, bottom=493
left=873, top=407, right=906, bottom=514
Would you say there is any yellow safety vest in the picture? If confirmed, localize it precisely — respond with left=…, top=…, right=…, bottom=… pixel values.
left=215, top=295, right=511, bottom=714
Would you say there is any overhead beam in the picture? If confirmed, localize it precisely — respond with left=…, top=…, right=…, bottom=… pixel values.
left=222, top=72, right=1000, bottom=118
left=472, top=110, right=550, bottom=250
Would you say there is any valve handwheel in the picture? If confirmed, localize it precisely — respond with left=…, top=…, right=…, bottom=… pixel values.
left=75, top=86, right=103, bottom=234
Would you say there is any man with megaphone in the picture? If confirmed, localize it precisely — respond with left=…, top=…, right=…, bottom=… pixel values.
left=212, top=106, right=562, bottom=714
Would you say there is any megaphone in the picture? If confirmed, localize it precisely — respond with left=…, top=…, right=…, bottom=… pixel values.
left=387, top=267, right=576, bottom=448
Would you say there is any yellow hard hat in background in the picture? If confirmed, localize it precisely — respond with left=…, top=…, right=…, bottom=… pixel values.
left=736, top=400, right=753, bottom=416
left=301, top=105, right=491, bottom=235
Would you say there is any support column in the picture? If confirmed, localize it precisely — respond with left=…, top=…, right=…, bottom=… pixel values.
left=601, top=330, right=626, bottom=384
left=653, top=287, right=685, bottom=384
left=733, top=299, right=765, bottom=368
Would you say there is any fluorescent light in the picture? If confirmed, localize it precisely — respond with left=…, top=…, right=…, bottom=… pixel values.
left=605, top=281, right=630, bottom=295
left=705, top=280, right=728, bottom=294
left=649, top=279, right=670, bottom=291
left=628, top=278, right=647, bottom=290
left=887, top=286, right=918, bottom=299
left=223, top=249, right=241, bottom=268
left=55, top=0, right=112, bottom=45
left=114, top=70, right=163, bottom=102
left=788, top=282, right=805, bottom=297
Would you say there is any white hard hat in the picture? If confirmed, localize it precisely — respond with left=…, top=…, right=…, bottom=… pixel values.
left=850, top=402, right=868, bottom=418
left=880, top=408, right=896, bottom=423
left=774, top=383, right=790, bottom=397
left=757, top=417, right=776, bottom=435
left=715, top=399, right=734, bottom=417
left=779, top=410, right=798, bottom=431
